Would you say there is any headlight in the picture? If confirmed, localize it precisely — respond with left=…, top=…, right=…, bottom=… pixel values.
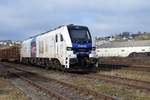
left=92, top=47, right=96, bottom=51
left=66, top=47, right=72, bottom=51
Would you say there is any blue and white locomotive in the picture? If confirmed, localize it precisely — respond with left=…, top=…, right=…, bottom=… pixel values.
left=21, top=24, right=98, bottom=71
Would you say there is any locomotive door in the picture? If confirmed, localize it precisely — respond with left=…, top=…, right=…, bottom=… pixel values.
left=55, top=34, right=59, bottom=57
left=55, top=34, right=64, bottom=62
left=59, top=34, right=65, bottom=59
left=55, top=34, right=62, bottom=58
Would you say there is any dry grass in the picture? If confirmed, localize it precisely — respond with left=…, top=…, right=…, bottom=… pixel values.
left=71, top=78, right=150, bottom=100
left=0, top=78, right=27, bottom=100
left=99, top=69, right=150, bottom=82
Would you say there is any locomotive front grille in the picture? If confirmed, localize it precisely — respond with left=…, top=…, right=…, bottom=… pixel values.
left=73, top=48, right=91, bottom=54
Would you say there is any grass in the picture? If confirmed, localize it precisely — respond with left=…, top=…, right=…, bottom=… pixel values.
left=0, top=78, right=27, bottom=100
left=134, top=34, right=150, bottom=40
left=71, top=78, right=150, bottom=100
left=98, top=69, right=150, bottom=82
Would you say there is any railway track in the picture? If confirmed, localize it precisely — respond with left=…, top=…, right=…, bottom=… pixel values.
left=83, top=74, right=150, bottom=91
left=3, top=62, right=150, bottom=92
left=2, top=63, right=117, bottom=100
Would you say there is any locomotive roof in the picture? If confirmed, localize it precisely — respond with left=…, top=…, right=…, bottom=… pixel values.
left=97, top=40, right=150, bottom=48
left=24, top=24, right=87, bottom=41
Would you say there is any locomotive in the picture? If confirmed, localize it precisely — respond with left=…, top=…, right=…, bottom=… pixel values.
left=20, top=24, right=98, bottom=71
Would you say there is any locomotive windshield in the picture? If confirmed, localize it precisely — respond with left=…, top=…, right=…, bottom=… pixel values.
left=70, top=30, right=90, bottom=41
left=68, top=26, right=92, bottom=42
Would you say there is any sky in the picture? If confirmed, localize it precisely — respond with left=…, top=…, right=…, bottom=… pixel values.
left=0, top=0, right=150, bottom=40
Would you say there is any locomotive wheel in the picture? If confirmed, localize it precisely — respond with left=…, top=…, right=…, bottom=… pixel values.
left=53, top=59, right=62, bottom=70
left=45, top=60, right=52, bottom=69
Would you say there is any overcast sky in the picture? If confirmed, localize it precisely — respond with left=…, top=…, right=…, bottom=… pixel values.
left=0, top=0, right=150, bottom=40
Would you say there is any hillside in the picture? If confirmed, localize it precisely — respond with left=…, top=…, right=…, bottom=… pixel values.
left=96, top=32, right=150, bottom=42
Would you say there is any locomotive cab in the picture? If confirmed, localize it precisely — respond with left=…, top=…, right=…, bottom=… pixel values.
left=65, top=25, right=98, bottom=71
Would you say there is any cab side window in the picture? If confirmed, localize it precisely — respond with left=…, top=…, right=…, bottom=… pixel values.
left=60, top=34, right=64, bottom=41
left=56, top=35, right=58, bottom=42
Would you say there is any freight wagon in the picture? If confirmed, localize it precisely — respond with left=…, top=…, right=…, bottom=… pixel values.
left=21, top=24, right=98, bottom=71
left=96, top=40, right=150, bottom=57
left=0, top=45, right=21, bottom=62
